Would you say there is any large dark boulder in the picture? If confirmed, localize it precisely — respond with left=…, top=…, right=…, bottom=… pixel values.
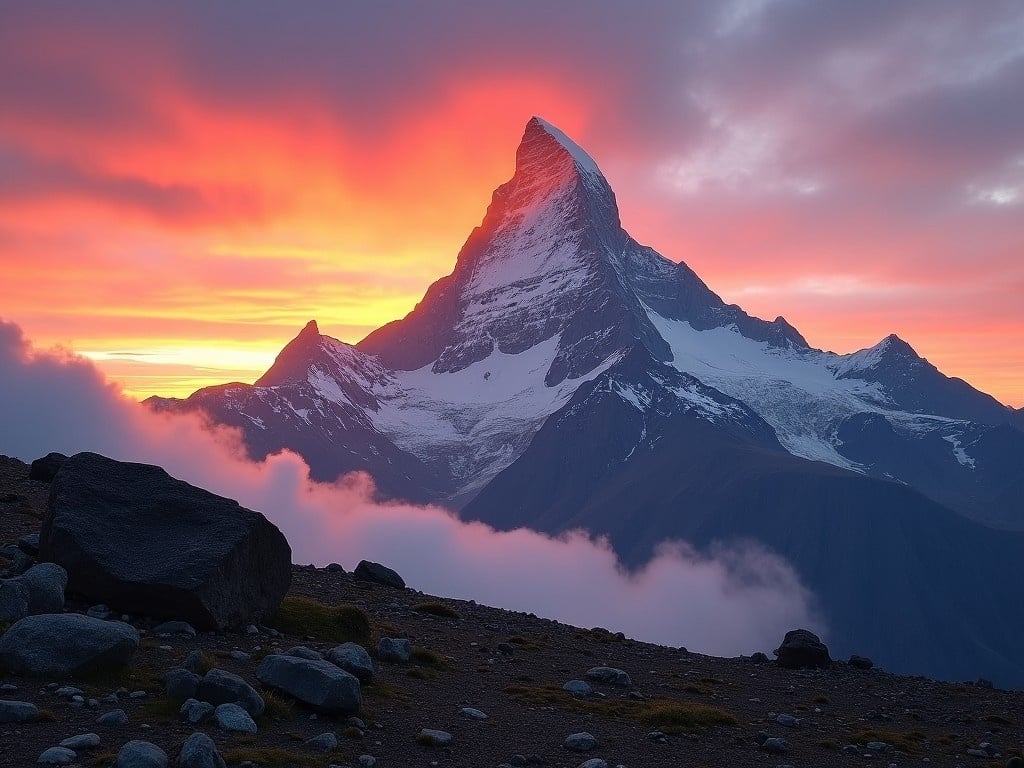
left=29, top=452, right=67, bottom=483
left=775, top=629, right=832, bottom=669
left=353, top=560, right=405, bottom=589
left=39, top=452, right=292, bottom=630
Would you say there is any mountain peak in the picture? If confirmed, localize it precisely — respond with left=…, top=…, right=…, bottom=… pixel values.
left=523, top=117, right=603, bottom=176
left=255, top=320, right=324, bottom=387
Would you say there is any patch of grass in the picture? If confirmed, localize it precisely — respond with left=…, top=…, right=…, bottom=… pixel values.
left=139, top=696, right=183, bottom=723
left=504, top=684, right=736, bottom=734
left=682, top=684, right=710, bottom=695
left=362, top=680, right=411, bottom=703
left=76, top=665, right=163, bottom=689
left=373, top=620, right=403, bottom=637
left=271, top=596, right=371, bottom=646
left=222, top=748, right=324, bottom=767
left=818, top=739, right=840, bottom=750
left=813, top=694, right=830, bottom=705
left=410, top=647, right=449, bottom=669
left=412, top=601, right=460, bottom=619
left=506, top=635, right=545, bottom=651
left=341, top=725, right=365, bottom=739
left=851, top=729, right=926, bottom=755
left=86, top=752, right=116, bottom=767
left=36, top=708, right=57, bottom=722
left=259, top=688, right=296, bottom=721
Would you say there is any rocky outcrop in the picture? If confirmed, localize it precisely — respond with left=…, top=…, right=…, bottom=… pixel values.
left=40, top=452, right=292, bottom=630
left=256, top=654, right=362, bottom=714
left=775, top=629, right=831, bottom=669
left=0, top=613, right=138, bottom=677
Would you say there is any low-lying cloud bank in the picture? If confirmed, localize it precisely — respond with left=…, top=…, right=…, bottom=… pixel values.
left=0, top=318, right=824, bottom=655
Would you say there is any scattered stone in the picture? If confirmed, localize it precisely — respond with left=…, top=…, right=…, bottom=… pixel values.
left=86, top=604, right=112, bottom=619
left=562, top=680, right=592, bottom=697
left=326, top=642, right=374, bottom=681
left=129, top=690, right=148, bottom=699
left=60, top=733, right=100, bottom=749
left=305, top=732, right=339, bottom=752
left=866, top=741, right=892, bottom=752
left=176, top=732, right=225, bottom=768
left=286, top=646, right=324, bottom=661
left=774, top=629, right=831, bottom=669
left=564, top=732, right=599, bottom=752
left=17, top=533, right=40, bottom=557
left=182, top=650, right=206, bottom=674
left=496, top=642, right=515, bottom=656
left=196, top=668, right=265, bottom=717
left=417, top=729, right=452, bottom=747
left=354, top=560, right=405, bottom=589
left=326, top=563, right=345, bottom=573
left=54, top=686, right=83, bottom=698
left=164, top=668, right=200, bottom=701
left=0, top=699, right=39, bottom=722
left=775, top=713, right=798, bottom=727
left=214, top=703, right=257, bottom=734
left=761, top=737, right=789, bottom=754
left=585, top=666, right=632, bottom=686
left=228, top=651, right=250, bottom=661
left=648, top=730, right=669, bottom=744
left=39, top=452, right=292, bottom=630
left=849, top=654, right=874, bottom=670
left=0, top=614, right=138, bottom=676
left=750, top=651, right=769, bottom=663
left=29, top=453, right=67, bottom=483
left=357, top=756, right=376, bottom=768
left=179, top=699, right=215, bottom=725
left=256, top=654, right=362, bottom=715
left=115, top=740, right=168, bottom=768
left=96, top=709, right=129, bottom=727
left=460, top=707, right=488, bottom=720
left=376, top=636, right=412, bottom=663
left=153, top=621, right=197, bottom=638
left=577, top=760, right=608, bottom=768
left=37, top=746, right=76, bottom=765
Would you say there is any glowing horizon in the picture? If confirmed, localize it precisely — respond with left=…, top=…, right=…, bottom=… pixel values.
left=1, top=3, right=1021, bottom=406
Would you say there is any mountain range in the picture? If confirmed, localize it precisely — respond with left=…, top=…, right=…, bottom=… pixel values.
left=150, top=117, right=1024, bottom=687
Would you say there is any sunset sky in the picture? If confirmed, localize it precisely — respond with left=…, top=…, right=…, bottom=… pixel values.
left=1, top=1, right=1022, bottom=405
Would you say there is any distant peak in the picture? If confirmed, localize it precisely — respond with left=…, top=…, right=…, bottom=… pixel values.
left=255, top=319, right=323, bottom=387
left=878, top=333, right=916, bottom=356
left=520, top=116, right=604, bottom=177
left=299, top=319, right=320, bottom=338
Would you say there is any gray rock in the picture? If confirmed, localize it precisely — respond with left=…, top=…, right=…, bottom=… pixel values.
left=0, top=699, right=39, bottom=722
left=326, top=642, right=374, bottom=681
left=460, top=707, right=488, bottom=720
left=416, top=729, right=452, bottom=746
left=29, top=453, right=67, bottom=483
left=849, top=654, right=874, bottom=670
left=774, top=629, right=831, bottom=669
left=358, top=756, right=376, bottom=768
left=115, top=740, right=168, bottom=768
left=179, top=699, right=215, bottom=725
left=376, top=636, right=411, bottom=663
left=164, top=668, right=200, bottom=701
left=562, top=680, right=592, bottom=696
left=353, top=560, right=405, bottom=589
left=96, top=709, right=129, bottom=727
left=39, top=452, right=292, bottom=630
left=214, top=703, right=257, bottom=734
left=153, top=621, right=196, bottom=638
left=0, top=614, right=138, bottom=677
left=55, top=686, right=83, bottom=698
left=0, top=578, right=30, bottom=623
left=564, top=732, right=599, bottom=751
left=86, top=604, right=112, bottom=619
left=196, top=668, right=265, bottom=717
left=305, top=732, right=339, bottom=752
left=59, top=733, right=100, bottom=749
left=182, top=650, right=206, bottom=674
left=17, top=533, right=40, bottom=557
left=37, top=747, right=76, bottom=765
left=177, top=732, right=225, bottom=768
left=866, top=741, right=892, bottom=752
left=228, top=651, right=250, bottom=661
left=285, top=646, right=324, bottom=661
left=577, top=761, right=608, bottom=768
left=775, top=713, right=798, bottom=727
left=761, top=737, right=789, bottom=754
left=14, top=563, right=67, bottom=614
left=256, top=654, right=361, bottom=715
left=585, top=666, right=632, bottom=686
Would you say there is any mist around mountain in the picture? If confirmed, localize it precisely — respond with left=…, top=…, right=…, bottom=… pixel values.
left=149, top=118, right=1024, bottom=687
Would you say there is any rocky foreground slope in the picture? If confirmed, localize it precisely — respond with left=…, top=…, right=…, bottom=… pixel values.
left=1, top=454, right=1022, bottom=768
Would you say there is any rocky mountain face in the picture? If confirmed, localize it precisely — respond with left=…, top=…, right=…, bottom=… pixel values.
left=150, top=117, right=1024, bottom=686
